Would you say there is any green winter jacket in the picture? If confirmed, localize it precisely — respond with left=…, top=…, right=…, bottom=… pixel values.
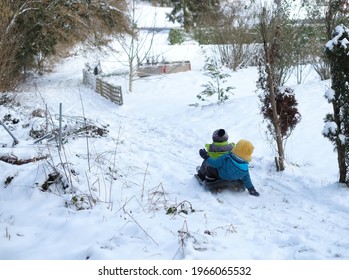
left=205, top=141, right=235, bottom=159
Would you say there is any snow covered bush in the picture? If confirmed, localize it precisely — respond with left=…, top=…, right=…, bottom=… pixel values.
left=324, top=24, right=349, bottom=185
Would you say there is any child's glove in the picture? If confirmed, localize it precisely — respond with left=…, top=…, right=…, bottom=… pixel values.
left=199, top=149, right=209, bottom=160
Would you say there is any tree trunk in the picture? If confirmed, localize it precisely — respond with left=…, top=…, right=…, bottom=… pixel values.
left=332, top=101, right=347, bottom=182
left=261, top=18, right=285, bottom=171
left=128, top=68, right=133, bottom=93
left=266, top=64, right=285, bottom=171
left=337, top=141, right=346, bottom=183
left=258, top=7, right=286, bottom=171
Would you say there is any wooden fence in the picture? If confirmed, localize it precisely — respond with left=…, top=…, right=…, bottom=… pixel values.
left=82, top=69, right=123, bottom=106
left=137, top=60, right=191, bottom=77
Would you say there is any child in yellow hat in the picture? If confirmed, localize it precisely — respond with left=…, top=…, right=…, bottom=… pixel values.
left=199, top=139, right=260, bottom=196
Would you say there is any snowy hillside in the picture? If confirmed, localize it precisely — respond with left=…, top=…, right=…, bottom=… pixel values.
left=0, top=3, right=348, bottom=270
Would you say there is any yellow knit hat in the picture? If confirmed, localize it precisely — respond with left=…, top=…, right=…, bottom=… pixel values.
left=232, top=139, right=254, bottom=162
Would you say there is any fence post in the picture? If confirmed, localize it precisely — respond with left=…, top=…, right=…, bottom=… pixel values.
left=58, top=103, right=62, bottom=151
left=109, top=83, right=113, bottom=103
left=97, top=77, right=103, bottom=95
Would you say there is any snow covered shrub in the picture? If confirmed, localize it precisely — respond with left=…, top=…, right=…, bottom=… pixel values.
left=324, top=24, right=349, bottom=185
left=197, top=53, right=234, bottom=104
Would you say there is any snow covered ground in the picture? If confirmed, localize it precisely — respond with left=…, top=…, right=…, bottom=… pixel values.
left=0, top=4, right=348, bottom=279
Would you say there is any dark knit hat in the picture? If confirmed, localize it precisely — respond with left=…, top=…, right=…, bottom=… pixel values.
left=212, top=129, right=229, bottom=142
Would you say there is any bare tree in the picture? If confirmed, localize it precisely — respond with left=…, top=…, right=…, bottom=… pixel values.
left=211, top=0, right=259, bottom=71
left=115, top=0, right=158, bottom=93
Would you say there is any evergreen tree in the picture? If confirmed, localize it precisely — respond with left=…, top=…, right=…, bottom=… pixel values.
left=197, top=51, right=234, bottom=104
left=167, top=0, right=221, bottom=31
left=324, top=24, right=349, bottom=185
left=303, top=0, right=349, bottom=81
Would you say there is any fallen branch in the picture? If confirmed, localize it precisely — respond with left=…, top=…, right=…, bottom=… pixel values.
left=0, top=154, right=48, bottom=165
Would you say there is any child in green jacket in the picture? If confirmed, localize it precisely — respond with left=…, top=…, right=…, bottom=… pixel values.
left=197, top=129, right=234, bottom=180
